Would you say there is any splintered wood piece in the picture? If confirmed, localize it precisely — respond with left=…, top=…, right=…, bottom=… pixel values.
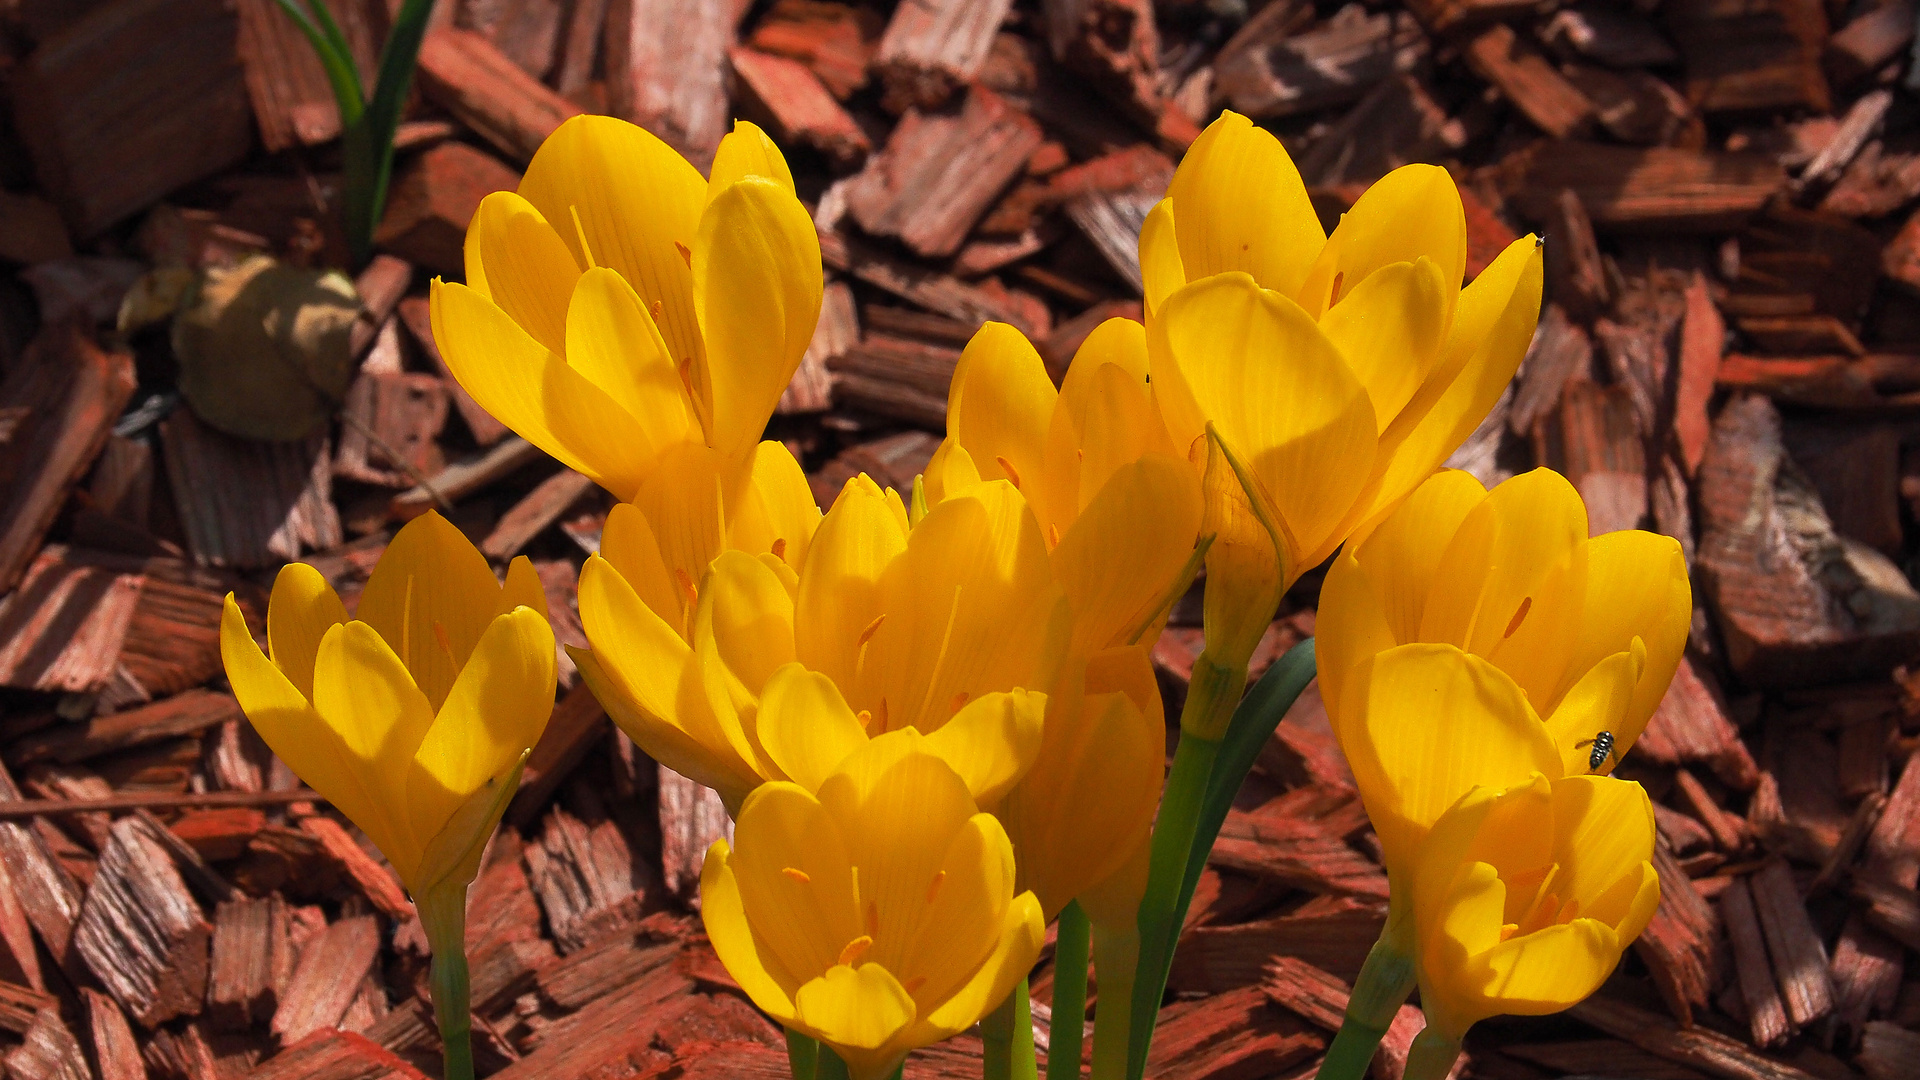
left=389, top=437, right=546, bottom=520
left=1858, top=1021, right=1920, bottom=1080
left=1505, top=142, right=1783, bottom=234
left=1044, top=0, right=1160, bottom=124
left=249, top=1029, right=432, bottom=1080
left=1543, top=190, right=1611, bottom=323
left=1066, top=171, right=1170, bottom=295
left=553, top=0, right=608, bottom=98
left=1675, top=273, right=1724, bottom=477
left=728, top=47, right=870, bottom=170
left=1862, top=743, right=1920, bottom=889
left=1828, top=915, right=1902, bottom=1040
left=0, top=859, right=45, bottom=989
left=1553, top=380, right=1647, bottom=536
left=373, top=142, right=520, bottom=280
left=74, top=816, right=211, bottom=1027
left=272, top=915, right=380, bottom=1046
left=297, top=818, right=411, bottom=921
left=1463, top=23, right=1595, bottom=139
left=1798, top=89, right=1893, bottom=195
left=604, top=0, right=733, bottom=166
left=395, top=296, right=509, bottom=447
left=458, top=0, right=565, bottom=81
left=0, top=322, right=138, bottom=593
left=1786, top=420, right=1904, bottom=559
left=1562, top=63, right=1697, bottom=147
left=0, top=983, right=56, bottom=1035
left=816, top=226, right=1042, bottom=336
left=1295, top=74, right=1465, bottom=189
left=1146, top=985, right=1326, bottom=1080
left=1675, top=770, right=1746, bottom=852
left=845, top=87, right=1044, bottom=259
left=160, top=409, right=342, bottom=568
left=10, top=0, right=254, bottom=238
left=416, top=29, right=583, bottom=165
left=1664, top=0, right=1829, bottom=115
left=1748, top=860, right=1835, bottom=1029
left=81, top=988, right=147, bottom=1080
left=0, top=546, right=144, bottom=695
left=334, top=374, right=451, bottom=488
left=481, top=470, right=596, bottom=562
left=209, top=895, right=290, bottom=1031
left=872, top=0, right=1013, bottom=111
left=1214, top=5, right=1426, bottom=121
left=1169, top=898, right=1387, bottom=992
left=1826, top=0, right=1916, bottom=89
left=1510, top=306, right=1591, bottom=439
left=492, top=973, right=711, bottom=1078
left=658, top=769, right=730, bottom=906
left=780, top=280, right=856, bottom=415
left=1209, top=809, right=1389, bottom=900
left=4, top=1007, right=89, bottom=1080
left=0, top=761, right=84, bottom=972
left=1633, top=843, right=1717, bottom=1024
left=12, top=689, right=243, bottom=766
left=507, top=683, right=609, bottom=827
left=748, top=0, right=879, bottom=100
left=1569, top=995, right=1822, bottom=1080
left=828, top=328, right=965, bottom=430
left=525, top=801, right=652, bottom=952
left=1721, top=877, right=1790, bottom=1046
left=234, top=0, right=380, bottom=152
left=535, top=930, right=685, bottom=1013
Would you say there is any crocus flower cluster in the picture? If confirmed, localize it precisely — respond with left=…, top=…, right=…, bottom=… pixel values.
left=219, top=108, right=1688, bottom=1080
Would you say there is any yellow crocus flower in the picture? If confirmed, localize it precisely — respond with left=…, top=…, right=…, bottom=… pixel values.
left=1140, top=110, right=1543, bottom=680
left=701, top=731, right=1046, bottom=1080
left=575, top=472, right=1069, bottom=811
left=430, top=115, right=824, bottom=638
left=1319, top=468, right=1692, bottom=780
left=1403, top=771, right=1660, bottom=1077
left=219, top=511, right=556, bottom=900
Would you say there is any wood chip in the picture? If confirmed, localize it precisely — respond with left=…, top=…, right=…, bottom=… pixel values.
left=871, top=0, right=1013, bottom=111
left=728, top=46, right=871, bottom=170
left=1504, top=142, right=1784, bottom=234
left=160, top=410, right=342, bottom=569
left=1214, top=4, right=1426, bottom=120
left=73, top=816, right=211, bottom=1028
left=1463, top=23, right=1596, bottom=139
left=604, top=0, right=733, bottom=166
left=297, top=817, right=410, bottom=921
left=658, top=768, right=730, bottom=907
left=1722, top=876, right=1791, bottom=1046
left=208, top=896, right=290, bottom=1032
left=415, top=29, right=584, bottom=165
left=271, top=915, right=379, bottom=1046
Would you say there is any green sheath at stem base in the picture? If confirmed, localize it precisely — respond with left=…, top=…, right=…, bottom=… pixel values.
left=1088, top=918, right=1139, bottom=1080
left=418, top=885, right=474, bottom=1080
left=1403, top=1029, right=1463, bottom=1080
left=785, top=1029, right=820, bottom=1080
left=1315, top=905, right=1419, bottom=1080
left=983, top=979, right=1038, bottom=1080
left=1047, top=903, right=1090, bottom=1080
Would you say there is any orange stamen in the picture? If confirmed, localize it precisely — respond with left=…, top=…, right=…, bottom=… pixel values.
left=1504, top=596, right=1533, bottom=639
left=837, top=935, right=872, bottom=967
left=782, top=867, right=811, bottom=884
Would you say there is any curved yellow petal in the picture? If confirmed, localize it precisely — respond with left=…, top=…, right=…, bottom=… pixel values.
left=1150, top=272, right=1377, bottom=570
left=694, top=177, right=823, bottom=457
left=430, top=279, right=650, bottom=500
left=265, top=562, right=348, bottom=700
left=1318, top=258, right=1450, bottom=432
left=353, top=510, right=503, bottom=712
left=920, top=689, right=1047, bottom=807
left=310, top=620, right=435, bottom=876
left=1543, top=644, right=1643, bottom=777
left=1549, top=774, right=1656, bottom=923
left=565, top=266, right=693, bottom=458
left=700, top=839, right=799, bottom=1019
left=756, top=663, right=870, bottom=792
left=1050, top=454, right=1201, bottom=655
left=630, top=440, right=734, bottom=603
left=1296, top=165, right=1466, bottom=322
left=917, top=890, right=1044, bottom=1038
left=1315, top=553, right=1398, bottom=740
left=727, top=441, right=823, bottom=574
left=1165, top=111, right=1324, bottom=300
left=1561, top=530, right=1691, bottom=741
left=709, top=120, right=797, bottom=199
left=410, top=748, right=527, bottom=896
left=1139, top=198, right=1183, bottom=317
left=922, top=440, right=981, bottom=509
left=796, top=475, right=909, bottom=692
left=694, top=549, right=797, bottom=774
left=732, top=781, right=864, bottom=993
left=410, top=607, right=556, bottom=827
left=1055, top=357, right=1179, bottom=526
left=497, top=555, right=549, bottom=624
left=898, top=813, right=1016, bottom=1026
left=516, top=114, right=707, bottom=373
left=600, top=502, right=685, bottom=636
left=1468, top=918, right=1622, bottom=1017
left=946, top=322, right=1058, bottom=508
left=465, top=191, right=582, bottom=355
left=1344, top=644, right=1561, bottom=875
left=795, top=964, right=916, bottom=1057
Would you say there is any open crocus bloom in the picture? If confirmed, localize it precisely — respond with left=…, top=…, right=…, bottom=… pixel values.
left=431, top=115, right=823, bottom=634
left=701, top=733, right=1046, bottom=1080
left=576, top=473, right=1069, bottom=811
left=1318, top=468, right=1692, bottom=779
left=1410, top=772, right=1660, bottom=1045
left=219, top=512, right=556, bottom=898
left=1140, top=110, right=1542, bottom=666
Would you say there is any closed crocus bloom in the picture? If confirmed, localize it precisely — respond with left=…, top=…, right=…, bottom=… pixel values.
left=1141, top=110, right=1542, bottom=676
left=431, top=115, right=823, bottom=633
left=1319, top=468, right=1691, bottom=779
left=1404, top=772, right=1660, bottom=1078
left=576, top=471, right=1068, bottom=810
left=701, top=732, right=1046, bottom=1080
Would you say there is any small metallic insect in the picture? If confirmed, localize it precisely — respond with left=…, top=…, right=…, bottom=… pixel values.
left=1573, top=731, right=1616, bottom=773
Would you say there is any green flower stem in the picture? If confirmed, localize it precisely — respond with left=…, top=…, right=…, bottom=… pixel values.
left=418, top=885, right=474, bottom=1080
left=1046, top=903, right=1090, bottom=1080
left=785, top=1029, right=819, bottom=1080
left=1403, top=1028, right=1463, bottom=1080
left=816, top=1047, right=852, bottom=1080
left=983, top=979, right=1038, bottom=1080
left=1087, top=919, right=1138, bottom=1080
left=1316, top=909, right=1418, bottom=1080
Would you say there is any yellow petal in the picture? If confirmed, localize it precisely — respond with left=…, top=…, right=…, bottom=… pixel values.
left=1195, top=427, right=1289, bottom=677
left=265, top=562, right=348, bottom=700
left=898, top=813, right=1016, bottom=1024
left=565, top=265, right=694, bottom=455
left=1149, top=272, right=1377, bottom=572
left=945, top=322, right=1058, bottom=509
left=498, top=556, right=549, bottom=624
left=1314, top=553, right=1397, bottom=742
left=732, top=781, right=864, bottom=992
left=1138, top=198, right=1183, bottom=317
left=796, top=475, right=910, bottom=692
left=222, top=596, right=395, bottom=866
left=1549, top=775, right=1656, bottom=924
left=1049, top=345, right=1179, bottom=526
left=700, top=838, right=799, bottom=1019
left=1050, top=454, right=1201, bottom=655
left=727, top=441, right=823, bottom=574
left=1543, top=644, right=1643, bottom=777
left=1317, top=258, right=1451, bottom=432
left=465, top=191, right=582, bottom=355
left=918, top=890, right=1044, bottom=1038
left=1296, top=165, right=1466, bottom=322
left=1469, top=918, right=1622, bottom=1017
left=310, top=620, right=436, bottom=877
left=694, top=550, right=798, bottom=775
left=920, top=689, right=1047, bottom=806
left=599, top=502, right=686, bottom=636
left=1164, top=111, right=1324, bottom=300
left=1560, top=530, right=1691, bottom=745
left=409, top=607, right=556, bottom=829
left=756, top=663, right=870, bottom=791
left=1343, top=644, right=1562, bottom=875
left=923, top=440, right=981, bottom=508
left=708, top=120, right=798, bottom=201
left=795, top=964, right=916, bottom=1053
left=410, top=748, right=527, bottom=896
left=693, top=177, right=823, bottom=457
left=430, top=279, right=650, bottom=500
left=630, top=440, right=733, bottom=604
left=1416, top=858, right=1509, bottom=1039
left=516, top=114, right=707, bottom=375
left=352, top=511, right=503, bottom=712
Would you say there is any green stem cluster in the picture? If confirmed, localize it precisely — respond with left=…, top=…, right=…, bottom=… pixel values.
left=983, top=980, right=1038, bottom=1080
left=1046, top=904, right=1091, bottom=1080
left=1315, top=912, right=1419, bottom=1080
left=417, top=885, right=474, bottom=1080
